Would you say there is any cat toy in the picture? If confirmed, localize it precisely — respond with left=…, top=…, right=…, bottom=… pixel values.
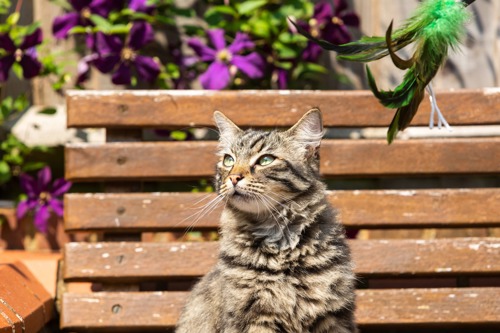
left=291, top=0, right=474, bottom=143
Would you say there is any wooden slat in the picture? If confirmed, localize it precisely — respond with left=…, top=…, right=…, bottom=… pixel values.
left=66, top=89, right=500, bottom=128
left=60, top=288, right=500, bottom=330
left=64, top=189, right=500, bottom=232
left=63, top=238, right=500, bottom=281
left=65, top=138, right=500, bottom=181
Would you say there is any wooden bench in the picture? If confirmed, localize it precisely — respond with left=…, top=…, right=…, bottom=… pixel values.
left=59, top=89, right=500, bottom=332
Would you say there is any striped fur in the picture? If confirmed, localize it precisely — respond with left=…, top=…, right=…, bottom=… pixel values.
left=177, top=110, right=357, bottom=333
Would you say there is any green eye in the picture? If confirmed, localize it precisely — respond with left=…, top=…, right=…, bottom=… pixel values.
left=258, top=155, right=275, bottom=166
left=223, top=155, right=235, bottom=167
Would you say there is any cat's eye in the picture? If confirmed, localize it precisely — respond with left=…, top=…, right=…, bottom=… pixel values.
left=257, top=155, right=275, bottom=166
left=223, top=155, right=235, bottom=167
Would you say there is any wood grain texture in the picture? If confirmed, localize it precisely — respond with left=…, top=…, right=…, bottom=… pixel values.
left=60, top=288, right=500, bottom=330
left=65, top=89, right=500, bottom=128
left=65, top=138, right=500, bottom=181
left=64, top=189, right=500, bottom=232
left=63, top=238, right=500, bottom=281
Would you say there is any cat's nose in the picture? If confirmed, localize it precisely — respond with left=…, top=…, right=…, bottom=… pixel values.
left=229, top=174, right=243, bottom=186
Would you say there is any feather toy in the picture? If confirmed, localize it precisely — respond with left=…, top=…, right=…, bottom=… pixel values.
left=291, top=0, right=473, bottom=143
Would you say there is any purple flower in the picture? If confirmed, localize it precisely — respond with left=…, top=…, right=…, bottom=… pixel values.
left=129, top=0, right=155, bottom=14
left=93, top=21, right=160, bottom=85
left=16, top=167, right=72, bottom=233
left=301, top=0, right=360, bottom=61
left=188, top=29, right=264, bottom=90
left=0, top=28, right=43, bottom=82
left=52, top=0, right=117, bottom=46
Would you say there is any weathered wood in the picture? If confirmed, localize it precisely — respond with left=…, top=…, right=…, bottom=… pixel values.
left=66, top=89, right=500, bottom=128
left=63, top=238, right=500, bottom=281
left=60, top=287, right=500, bottom=330
left=64, top=138, right=500, bottom=181
left=64, top=189, right=500, bottom=232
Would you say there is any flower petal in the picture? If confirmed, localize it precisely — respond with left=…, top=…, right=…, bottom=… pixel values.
left=89, top=0, right=115, bottom=17
left=314, top=2, right=333, bottom=23
left=302, top=42, right=322, bottom=62
left=95, top=32, right=123, bottom=56
left=129, top=0, right=146, bottom=11
left=206, top=29, right=226, bottom=51
left=37, top=166, right=52, bottom=191
left=187, top=38, right=216, bottom=61
left=34, top=205, right=51, bottom=233
left=69, top=0, right=91, bottom=12
left=0, top=55, right=15, bottom=82
left=111, top=62, right=132, bottom=85
left=0, top=34, right=16, bottom=52
left=49, top=199, right=64, bottom=217
left=341, top=12, right=360, bottom=27
left=227, top=32, right=254, bottom=54
left=199, top=61, right=230, bottom=90
left=19, top=49, right=42, bottom=79
left=93, top=54, right=120, bottom=73
left=76, top=53, right=99, bottom=84
left=333, top=0, right=348, bottom=15
left=324, top=23, right=352, bottom=45
left=277, top=68, right=288, bottom=90
left=134, top=55, right=160, bottom=82
left=16, top=200, right=36, bottom=219
left=231, top=53, right=264, bottom=79
left=20, top=28, right=43, bottom=50
left=51, top=178, right=72, bottom=197
left=19, top=173, right=37, bottom=197
left=52, top=13, right=81, bottom=39
left=129, top=21, right=154, bottom=50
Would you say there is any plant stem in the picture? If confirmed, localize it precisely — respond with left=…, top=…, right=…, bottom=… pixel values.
left=15, top=0, right=23, bottom=13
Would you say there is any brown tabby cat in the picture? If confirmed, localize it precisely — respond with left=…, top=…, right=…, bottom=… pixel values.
left=176, top=109, right=357, bottom=333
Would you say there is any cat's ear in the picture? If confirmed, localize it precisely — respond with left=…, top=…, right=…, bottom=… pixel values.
left=287, top=108, right=324, bottom=150
left=214, top=111, right=242, bottom=143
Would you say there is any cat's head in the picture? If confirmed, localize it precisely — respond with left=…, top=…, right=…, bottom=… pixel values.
left=213, top=109, right=324, bottom=214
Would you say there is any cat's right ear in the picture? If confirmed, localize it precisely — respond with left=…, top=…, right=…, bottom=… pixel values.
left=214, top=111, right=242, bottom=143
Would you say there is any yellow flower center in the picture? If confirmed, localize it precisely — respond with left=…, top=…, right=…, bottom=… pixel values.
left=39, top=191, right=52, bottom=205
left=81, top=7, right=92, bottom=19
left=332, top=16, right=344, bottom=25
left=121, top=47, right=136, bottom=61
left=14, top=49, right=23, bottom=62
left=216, top=49, right=232, bottom=63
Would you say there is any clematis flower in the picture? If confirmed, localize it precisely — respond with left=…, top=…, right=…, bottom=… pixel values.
left=0, top=28, right=43, bottom=81
left=300, top=0, right=360, bottom=61
left=16, top=167, right=72, bottom=234
left=93, top=21, right=160, bottom=85
left=129, top=0, right=155, bottom=14
left=187, top=29, right=264, bottom=90
left=52, top=0, right=117, bottom=46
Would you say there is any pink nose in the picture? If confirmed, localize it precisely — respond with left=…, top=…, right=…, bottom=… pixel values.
left=229, top=174, right=243, bottom=186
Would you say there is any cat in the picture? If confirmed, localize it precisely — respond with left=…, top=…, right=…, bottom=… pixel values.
left=176, top=109, right=357, bottom=333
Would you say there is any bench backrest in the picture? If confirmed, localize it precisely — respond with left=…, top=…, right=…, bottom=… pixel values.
left=60, top=89, right=500, bottom=332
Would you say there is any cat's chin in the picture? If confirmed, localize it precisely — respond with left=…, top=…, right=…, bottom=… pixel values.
left=228, top=190, right=266, bottom=214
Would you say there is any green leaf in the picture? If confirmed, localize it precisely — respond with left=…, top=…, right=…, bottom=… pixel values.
left=205, top=5, right=237, bottom=26
left=108, top=24, right=131, bottom=34
left=248, top=19, right=271, bottom=38
left=68, top=26, right=89, bottom=34
left=89, top=14, right=112, bottom=31
left=273, top=41, right=298, bottom=59
left=302, top=62, right=327, bottom=74
left=236, top=0, right=267, bottom=15
left=6, top=12, right=20, bottom=25
left=22, top=161, right=46, bottom=172
left=38, top=107, right=57, bottom=115
left=11, top=62, right=23, bottom=79
left=170, top=131, right=187, bottom=141
left=0, top=160, right=11, bottom=184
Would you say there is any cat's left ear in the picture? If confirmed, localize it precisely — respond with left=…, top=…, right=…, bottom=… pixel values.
left=214, top=111, right=242, bottom=143
left=287, top=108, right=324, bottom=152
